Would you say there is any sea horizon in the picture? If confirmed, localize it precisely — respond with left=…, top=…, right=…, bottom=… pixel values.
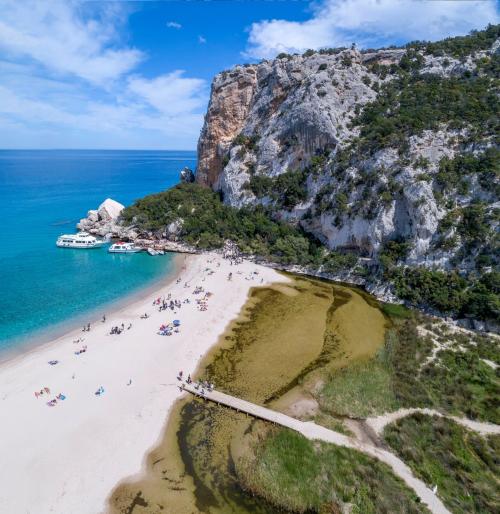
left=0, top=149, right=196, bottom=356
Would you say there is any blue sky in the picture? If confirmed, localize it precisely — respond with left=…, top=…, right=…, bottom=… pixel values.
left=0, top=0, right=498, bottom=150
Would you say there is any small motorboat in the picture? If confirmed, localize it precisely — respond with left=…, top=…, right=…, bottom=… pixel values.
left=108, top=242, right=141, bottom=254
left=147, top=248, right=159, bottom=256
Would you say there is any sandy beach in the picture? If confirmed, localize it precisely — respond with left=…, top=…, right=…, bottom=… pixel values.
left=0, top=252, right=285, bottom=514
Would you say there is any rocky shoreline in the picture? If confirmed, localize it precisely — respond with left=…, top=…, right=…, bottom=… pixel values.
left=76, top=197, right=198, bottom=254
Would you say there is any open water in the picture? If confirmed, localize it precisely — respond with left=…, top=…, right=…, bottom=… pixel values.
left=0, top=150, right=195, bottom=355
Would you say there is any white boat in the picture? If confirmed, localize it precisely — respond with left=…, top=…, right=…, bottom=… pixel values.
left=56, top=232, right=104, bottom=249
left=108, top=242, right=141, bottom=254
left=147, top=248, right=159, bottom=256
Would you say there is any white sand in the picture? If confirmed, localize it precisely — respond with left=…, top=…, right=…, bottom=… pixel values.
left=0, top=252, right=285, bottom=514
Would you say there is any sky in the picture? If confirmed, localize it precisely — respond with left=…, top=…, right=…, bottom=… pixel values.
left=0, top=0, right=498, bottom=150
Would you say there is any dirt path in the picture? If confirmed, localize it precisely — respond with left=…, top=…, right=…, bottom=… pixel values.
left=183, top=383, right=451, bottom=514
left=366, top=408, right=500, bottom=436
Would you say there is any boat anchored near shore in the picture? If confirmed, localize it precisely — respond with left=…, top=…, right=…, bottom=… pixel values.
left=56, top=232, right=104, bottom=249
left=108, top=242, right=141, bottom=254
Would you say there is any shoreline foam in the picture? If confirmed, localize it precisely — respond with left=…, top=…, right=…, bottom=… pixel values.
left=0, top=251, right=286, bottom=514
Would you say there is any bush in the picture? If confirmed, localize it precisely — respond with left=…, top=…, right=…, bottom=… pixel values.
left=391, top=267, right=467, bottom=315
left=391, top=267, right=500, bottom=322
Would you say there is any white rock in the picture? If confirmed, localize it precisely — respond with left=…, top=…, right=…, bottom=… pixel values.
left=97, top=198, right=124, bottom=221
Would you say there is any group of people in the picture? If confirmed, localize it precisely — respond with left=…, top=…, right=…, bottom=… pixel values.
left=110, top=323, right=132, bottom=335
left=177, top=371, right=215, bottom=397
left=82, top=323, right=91, bottom=332
left=74, top=345, right=87, bottom=355
left=46, top=393, right=66, bottom=407
left=158, top=319, right=181, bottom=336
left=34, top=387, right=66, bottom=407
left=158, top=299, right=182, bottom=312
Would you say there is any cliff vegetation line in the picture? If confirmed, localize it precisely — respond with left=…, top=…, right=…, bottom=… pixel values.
left=122, top=25, right=499, bottom=327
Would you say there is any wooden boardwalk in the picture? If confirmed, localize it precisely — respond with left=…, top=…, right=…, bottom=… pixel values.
left=182, top=383, right=450, bottom=514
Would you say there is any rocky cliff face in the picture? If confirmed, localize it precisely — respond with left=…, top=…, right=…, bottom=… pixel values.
left=196, top=30, right=499, bottom=272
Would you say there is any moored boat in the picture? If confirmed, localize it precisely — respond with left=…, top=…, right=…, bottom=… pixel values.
left=108, top=242, right=141, bottom=254
left=56, top=232, right=104, bottom=249
left=147, top=248, right=159, bottom=256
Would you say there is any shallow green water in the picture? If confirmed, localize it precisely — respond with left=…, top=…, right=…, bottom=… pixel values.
left=109, top=275, right=387, bottom=514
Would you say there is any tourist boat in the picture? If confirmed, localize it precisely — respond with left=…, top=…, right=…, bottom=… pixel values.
left=108, top=242, right=141, bottom=254
left=56, top=232, right=104, bottom=249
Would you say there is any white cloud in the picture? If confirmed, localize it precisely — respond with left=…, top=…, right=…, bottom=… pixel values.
left=0, top=1, right=208, bottom=149
left=246, top=0, right=499, bottom=58
left=0, top=0, right=143, bottom=86
left=166, top=21, right=182, bottom=29
left=128, top=71, right=207, bottom=116
left=198, top=35, right=207, bottom=44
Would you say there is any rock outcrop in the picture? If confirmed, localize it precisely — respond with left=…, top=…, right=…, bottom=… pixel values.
left=77, top=198, right=126, bottom=238
left=180, top=167, right=195, bottom=183
left=195, top=34, right=499, bottom=271
left=196, top=66, right=258, bottom=188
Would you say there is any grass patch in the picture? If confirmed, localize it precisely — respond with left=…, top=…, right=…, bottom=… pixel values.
left=419, top=349, right=500, bottom=423
left=380, top=302, right=412, bottom=319
left=313, top=412, right=353, bottom=435
left=315, top=313, right=500, bottom=423
left=318, top=358, right=398, bottom=418
left=384, top=413, right=500, bottom=514
left=237, top=428, right=429, bottom=513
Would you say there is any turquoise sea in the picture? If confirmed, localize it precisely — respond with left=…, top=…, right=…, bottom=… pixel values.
left=0, top=150, right=195, bottom=356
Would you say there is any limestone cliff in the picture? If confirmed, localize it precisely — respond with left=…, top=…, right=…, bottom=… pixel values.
left=196, top=28, right=499, bottom=272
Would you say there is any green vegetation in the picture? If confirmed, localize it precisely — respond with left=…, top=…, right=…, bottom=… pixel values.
left=435, top=147, right=500, bottom=194
left=355, top=71, right=498, bottom=154
left=122, top=183, right=316, bottom=263
left=384, top=414, right=500, bottom=514
left=379, top=238, right=411, bottom=267
left=353, top=27, right=499, bottom=157
left=243, top=169, right=308, bottom=209
left=391, top=268, right=467, bottom=315
left=318, top=357, right=398, bottom=418
left=238, top=428, right=428, bottom=514
left=391, top=267, right=500, bottom=323
left=407, top=24, right=500, bottom=59
left=233, top=133, right=260, bottom=151
left=317, top=309, right=500, bottom=423
left=122, top=183, right=359, bottom=271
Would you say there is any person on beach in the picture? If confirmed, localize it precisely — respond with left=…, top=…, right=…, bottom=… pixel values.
left=102, top=315, right=106, bottom=323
